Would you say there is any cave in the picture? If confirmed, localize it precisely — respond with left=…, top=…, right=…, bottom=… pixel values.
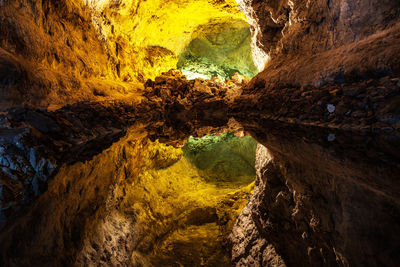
left=0, top=0, right=400, bottom=266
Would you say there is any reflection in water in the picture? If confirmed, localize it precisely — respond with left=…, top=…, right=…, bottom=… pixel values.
left=118, top=133, right=258, bottom=266
left=145, top=110, right=400, bottom=265
left=135, top=135, right=256, bottom=266
left=0, top=100, right=399, bottom=265
left=232, top=117, right=400, bottom=266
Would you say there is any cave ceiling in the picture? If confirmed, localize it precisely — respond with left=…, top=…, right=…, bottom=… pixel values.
left=85, top=0, right=256, bottom=81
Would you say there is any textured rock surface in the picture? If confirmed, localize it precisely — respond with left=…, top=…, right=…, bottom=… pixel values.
left=230, top=121, right=400, bottom=266
left=0, top=0, right=253, bottom=108
left=238, top=0, right=400, bottom=89
left=177, top=19, right=258, bottom=80
left=0, top=129, right=149, bottom=266
left=0, top=100, right=142, bottom=223
left=233, top=75, right=400, bottom=133
left=0, top=0, right=143, bottom=108
left=0, top=124, right=256, bottom=266
left=227, top=2, right=400, bottom=265
left=85, top=0, right=247, bottom=81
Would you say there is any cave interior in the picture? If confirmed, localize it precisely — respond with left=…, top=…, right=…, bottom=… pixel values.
left=0, top=0, right=399, bottom=266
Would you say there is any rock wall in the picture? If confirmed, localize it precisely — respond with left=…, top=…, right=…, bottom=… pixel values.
left=0, top=128, right=151, bottom=266
left=238, top=0, right=400, bottom=88
left=0, top=100, right=149, bottom=225
left=0, top=0, right=135, bottom=108
left=230, top=122, right=400, bottom=266
left=233, top=75, right=400, bottom=133
left=85, top=0, right=247, bottom=81
left=0, top=0, right=252, bottom=108
left=229, top=1, right=400, bottom=266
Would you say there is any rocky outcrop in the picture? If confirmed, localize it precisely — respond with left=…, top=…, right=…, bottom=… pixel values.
left=238, top=0, right=400, bottom=89
left=233, top=75, right=400, bottom=134
left=241, top=0, right=399, bottom=56
left=143, top=70, right=246, bottom=142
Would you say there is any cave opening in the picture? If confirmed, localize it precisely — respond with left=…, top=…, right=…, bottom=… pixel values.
left=176, top=18, right=258, bottom=80
left=85, top=0, right=261, bottom=83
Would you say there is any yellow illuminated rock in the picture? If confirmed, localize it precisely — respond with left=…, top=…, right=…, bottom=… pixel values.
left=125, top=138, right=255, bottom=266
left=0, top=0, right=256, bottom=107
left=35, top=128, right=256, bottom=265
left=86, top=0, right=250, bottom=81
left=65, top=130, right=255, bottom=265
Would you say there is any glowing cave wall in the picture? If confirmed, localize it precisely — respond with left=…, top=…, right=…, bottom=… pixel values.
left=85, top=0, right=258, bottom=81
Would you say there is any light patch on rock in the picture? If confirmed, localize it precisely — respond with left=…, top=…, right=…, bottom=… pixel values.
left=327, top=104, right=336, bottom=113
left=235, top=0, right=270, bottom=71
left=327, top=133, right=336, bottom=142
